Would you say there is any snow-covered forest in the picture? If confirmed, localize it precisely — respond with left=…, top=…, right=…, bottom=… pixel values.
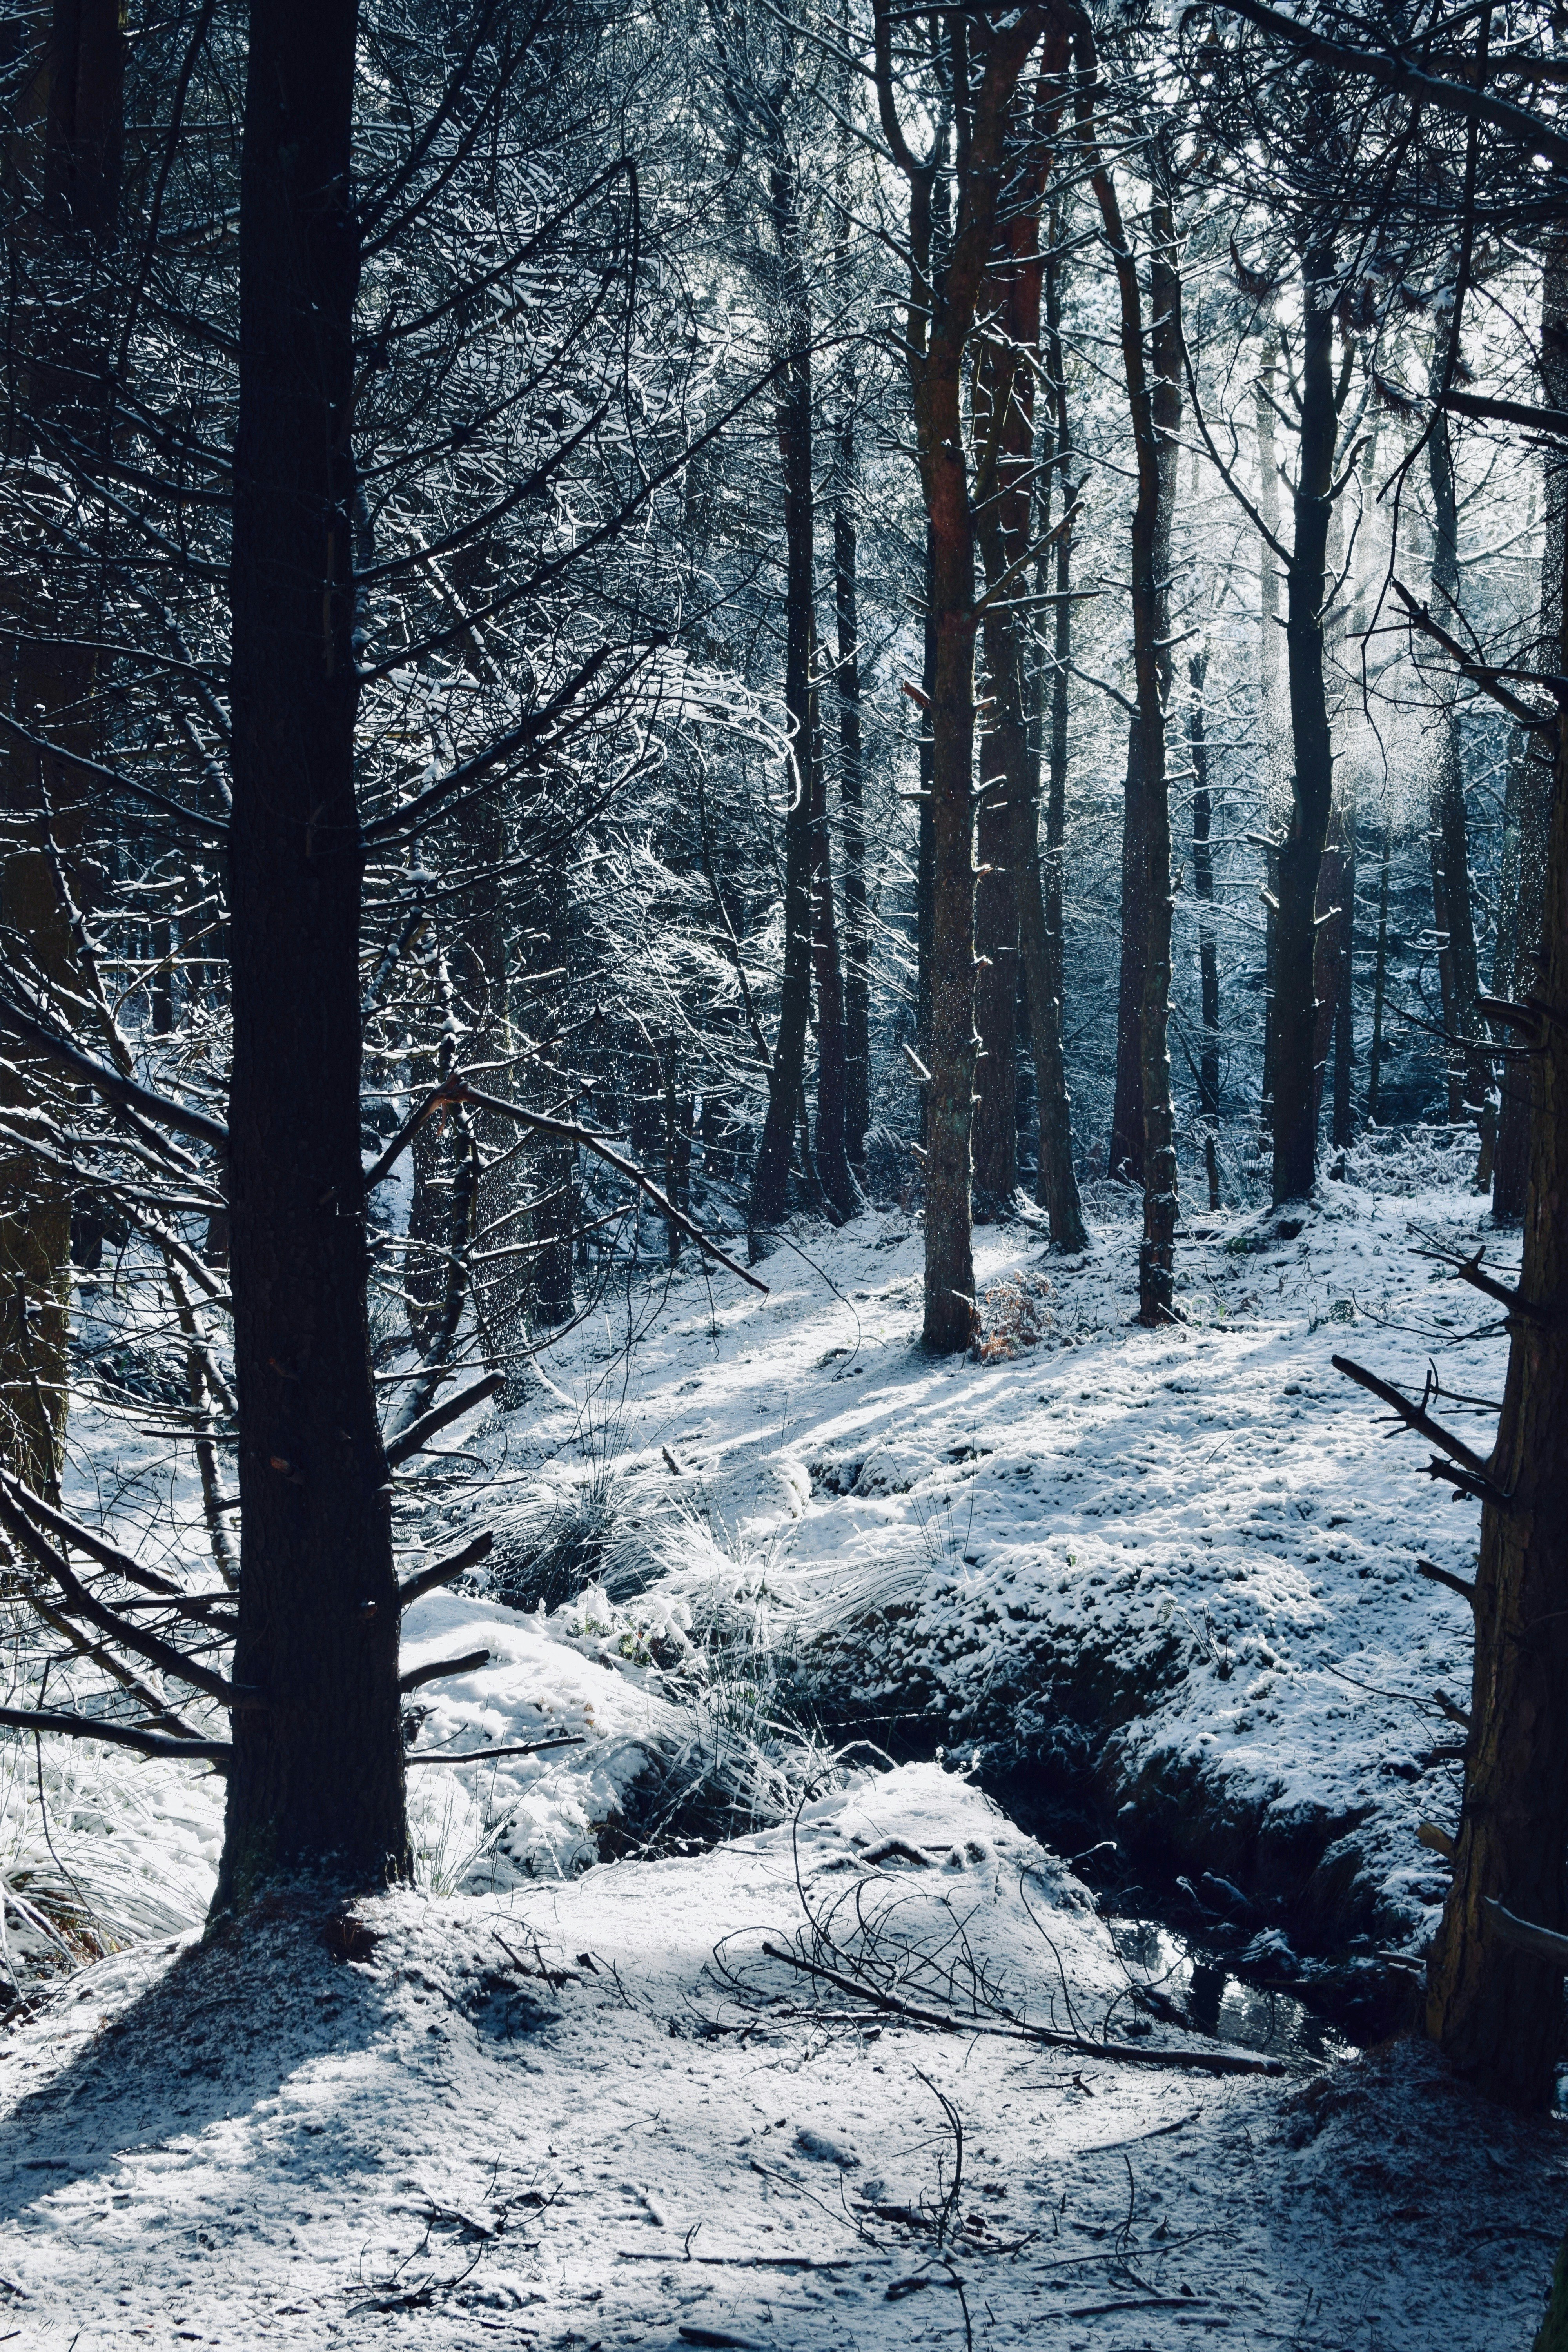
left=2, top=0, right=1568, bottom=2341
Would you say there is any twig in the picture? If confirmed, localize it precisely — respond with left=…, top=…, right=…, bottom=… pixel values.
left=756, top=1944, right=1283, bottom=2075
left=406, top=1736, right=585, bottom=1766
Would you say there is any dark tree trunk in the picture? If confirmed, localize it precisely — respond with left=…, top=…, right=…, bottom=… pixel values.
left=1271, top=234, right=1337, bottom=1206
left=1367, top=823, right=1391, bottom=1126
left=970, top=49, right=1072, bottom=1217
left=748, top=156, right=815, bottom=1249
left=1030, top=235, right=1090, bottom=1252
left=218, top=0, right=410, bottom=1905
left=1085, top=96, right=1177, bottom=1319
left=809, top=637, right=857, bottom=1221
left=1107, top=751, right=1147, bottom=1184
left=873, top=2, right=1046, bottom=1351
left=1256, top=332, right=1283, bottom=1140
left=833, top=426, right=871, bottom=1169
left=1189, top=649, right=1222, bottom=1209
left=1494, top=238, right=1568, bottom=1218
left=1426, top=392, right=1491, bottom=1137
left=0, top=0, right=124, bottom=1498
left=1331, top=796, right=1356, bottom=1150
left=1424, top=479, right=1568, bottom=2102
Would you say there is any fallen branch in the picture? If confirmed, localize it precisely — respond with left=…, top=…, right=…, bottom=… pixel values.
left=399, top=1647, right=491, bottom=1693
left=757, top=1943, right=1283, bottom=2076
left=0, top=1707, right=230, bottom=1763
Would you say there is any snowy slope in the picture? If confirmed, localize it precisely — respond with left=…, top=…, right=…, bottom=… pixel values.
left=0, top=1762, right=1563, bottom=2351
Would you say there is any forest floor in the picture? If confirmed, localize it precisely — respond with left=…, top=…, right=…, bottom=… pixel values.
left=1, top=1131, right=1563, bottom=2348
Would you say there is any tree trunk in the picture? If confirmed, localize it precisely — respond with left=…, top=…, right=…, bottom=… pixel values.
left=1031, top=233, right=1089, bottom=1252
left=1272, top=235, right=1337, bottom=1206
left=217, top=0, right=410, bottom=1905
left=1367, top=822, right=1391, bottom=1126
left=748, top=157, right=816, bottom=1249
left=0, top=0, right=124, bottom=1499
left=970, top=49, right=1071, bottom=1219
left=1494, top=236, right=1568, bottom=1218
left=809, top=628, right=857, bottom=1222
left=1085, top=95, right=1177, bottom=1319
left=1256, top=330, right=1283, bottom=1139
left=1426, top=390, right=1491, bottom=1137
left=833, top=426, right=871, bottom=1170
left=1331, top=794, right=1356, bottom=1150
left=1423, top=403, right=1568, bottom=2110
left=1190, top=649, right=1222, bottom=1209
left=874, top=4, right=1046, bottom=1351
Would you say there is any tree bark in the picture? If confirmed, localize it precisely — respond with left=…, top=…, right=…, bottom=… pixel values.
left=1033, top=232, right=1089, bottom=1253
left=1085, top=89, right=1177, bottom=1320
left=809, top=628, right=857, bottom=1221
left=1425, top=387, right=1491, bottom=1138
left=971, top=40, right=1071, bottom=1218
left=833, top=425, right=871, bottom=1170
left=217, top=0, right=410, bottom=1905
left=874, top=0, right=1046, bottom=1351
left=0, top=0, right=124, bottom=1499
left=1190, top=648, right=1222, bottom=1210
left=748, top=152, right=815, bottom=1249
left=1494, top=235, right=1567, bottom=1218
left=1271, top=235, right=1338, bottom=1205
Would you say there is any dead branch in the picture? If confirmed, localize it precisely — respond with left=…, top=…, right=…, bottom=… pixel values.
left=1484, top=1895, right=1568, bottom=1965
left=405, top=1735, right=585, bottom=1765
left=1417, top=1557, right=1477, bottom=1608
left=398, top=1647, right=491, bottom=1693
left=0, top=1707, right=230, bottom=1763
left=0, top=1477, right=239, bottom=1706
left=398, top=1530, right=494, bottom=1609
left=756, top=1943, right=1283, bottom=2076
left=1330, top=1354, right=1504, bottom=1497
left=383, top=1372, right=503, bottom=1469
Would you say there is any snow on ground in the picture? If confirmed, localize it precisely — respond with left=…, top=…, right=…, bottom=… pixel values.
left=1, top=1762, right=1563, bottom=2351
left=3, top=1139, right=1560, bottom=2344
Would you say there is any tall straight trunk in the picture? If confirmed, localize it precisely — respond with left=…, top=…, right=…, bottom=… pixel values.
left=1033, top=234, right=1089, bottom=1252
left=971, top=37, right=1071, bottom=1216
left=809, top=628, right=856, bottom=1221
left=1367, top=822, right=1391, bottom=1125
left=1424, top=461, right=1568, bottom=2108
left=1494, top=236, right=1567, bottom=1218
left=1331, top=798, right=1356, bottom=1149
left=875, top=0, right=1046, bottom=1351
left=1426, top=388, right=1491, bottom=1135
left=833, top=425, right=871, bottom=1169
left=0, top=0, right=124, bottom=1497
left=748, top=155, right=815, bottom=1247
left=1255, top=332, right=1282, bottom=1137
left=1190, top=648, right=1221, bottom=1209
left=1084, top=91, right=1176, bottom=1320
left=1271, top=235, right=1338, bottom=1205
left=218, top=0, right=410, bottom=1903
